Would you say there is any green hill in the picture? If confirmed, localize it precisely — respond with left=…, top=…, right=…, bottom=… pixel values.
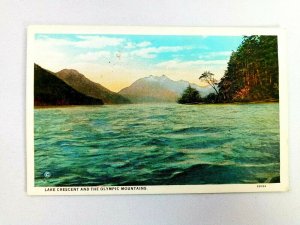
left=34, top=64, right=103, bottom=106
left=218, top=35, right=279, bottom=102
left=56, top=69, right=130, bottom=104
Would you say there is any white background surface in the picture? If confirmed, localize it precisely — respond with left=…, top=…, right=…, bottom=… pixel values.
left=0, top=0, right=299, bottom=224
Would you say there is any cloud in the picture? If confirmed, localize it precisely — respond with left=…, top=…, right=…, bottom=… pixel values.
left=199, top=51, right=232, bottom=59
left=124, top=41, right=152, bottom=49
left=35, top=38, right=71, bottom=48
left=76, top=51, right=111, bottom=61
left=136, top=41, right=151, bottom=48
left=131, top=46, right=186, bottom=58
left=124, top=42, right=135, bottom=49
left=36, top=35, right=125, bottom=49
left=156, top=59, right=228, bottom=69
left=75, top=36, right=124, bottom=48
left=34, top=38, right=70, bottom=71
left=34, top=35, right=125, bottom=69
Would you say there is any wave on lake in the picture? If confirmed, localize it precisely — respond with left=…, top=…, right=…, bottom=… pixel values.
left=34, top=103, right=280, bottom=186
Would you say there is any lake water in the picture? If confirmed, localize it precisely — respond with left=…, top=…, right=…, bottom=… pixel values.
left=34, top=103, right=280, bottom=186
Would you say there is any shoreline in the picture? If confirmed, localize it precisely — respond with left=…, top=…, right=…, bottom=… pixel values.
left=34, top=105, right=104, bottom=109
left=34, top=100, right=279, bottom=109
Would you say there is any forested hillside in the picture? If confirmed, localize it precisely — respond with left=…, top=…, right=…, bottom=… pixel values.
left=56, top=69, right=131, bottom=104
left=218, top=35, right=279, bottom=102
left=34, top=64, right=103, bottom=106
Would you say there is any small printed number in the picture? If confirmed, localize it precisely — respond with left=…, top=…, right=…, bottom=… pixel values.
left=257, top=185, right=267, bottom=188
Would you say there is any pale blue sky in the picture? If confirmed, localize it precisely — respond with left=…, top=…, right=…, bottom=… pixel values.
left=34, top=34, right=243, bottom=91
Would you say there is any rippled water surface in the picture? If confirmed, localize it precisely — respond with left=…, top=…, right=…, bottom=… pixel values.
left=34, top=103, right=280, bottom=186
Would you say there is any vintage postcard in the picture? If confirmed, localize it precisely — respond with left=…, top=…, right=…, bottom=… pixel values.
left=26, top=26, right=288, bottom=195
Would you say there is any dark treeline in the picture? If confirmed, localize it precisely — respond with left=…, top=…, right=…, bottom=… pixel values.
left=178, top=35, right=279, bottom=104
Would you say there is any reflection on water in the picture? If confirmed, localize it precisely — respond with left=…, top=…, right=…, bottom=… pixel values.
left=34, top=103, right=280, bottom=186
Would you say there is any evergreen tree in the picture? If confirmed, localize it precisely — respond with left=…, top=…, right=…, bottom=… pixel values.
left=218, top=35, right=279, bottom=102
left=177, top=85, right=201, bottom=104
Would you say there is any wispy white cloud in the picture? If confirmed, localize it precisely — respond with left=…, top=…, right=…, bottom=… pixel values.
left=34, top=38, right=71, bottom=49
left=34, top=36, right=125, bottom=69
left=36, top=35, right=125, bottom=49
left=199, top=51, right=232, bottom=59
left=124, top=42, right=135, bottom=49
left=156, top=59, right=228, bottom=69
left=124, top=41, right=152, bottom=49
left=131, top=46, right=187, bottom=58
left=34, top=39, right=70, bottom=71
left=76, top=51, right=111, bottom=61
left=75, top=36, right=124, bottom=48
left=136, top=41, right=151, bottom=48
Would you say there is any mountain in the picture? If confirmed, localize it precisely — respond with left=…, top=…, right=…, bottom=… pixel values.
left=56, top=69, right=130, bottom=104
left=34, top=64, right=103, bottom=106
left=118, top=75, right=215, bottom=103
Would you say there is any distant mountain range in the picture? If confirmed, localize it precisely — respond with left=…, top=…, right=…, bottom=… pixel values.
left=34, top=64, right=131, bottom=106
left=34, top=64, right=103, bottom=106
left=118, top=75, right=215, bottom=103
left=34, top=65, right=215, bottom=106
left=56, top=69, right=130, bottom=104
